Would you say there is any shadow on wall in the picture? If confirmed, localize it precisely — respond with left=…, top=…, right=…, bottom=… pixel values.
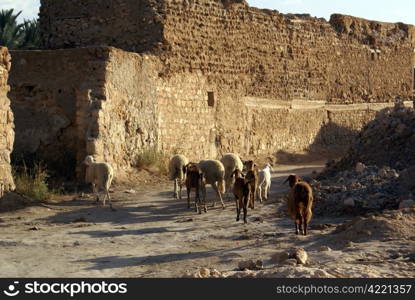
left=9, top=86, right=78, bottom=185
left=11, top=149, right=77, bottom=185
left=275, top=121, right=359, bottom=164
left=325, top=105, right=415, bottom=173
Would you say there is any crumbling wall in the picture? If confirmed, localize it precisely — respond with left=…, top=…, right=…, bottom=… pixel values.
left=9, top=46, right=413, bottom=181
left=9, top=48, right=109, bottom=179
left=96, top=50, right=160, bottom=178
left=39, top=0, right=164, bottom=53
left=40, top=0, right=415, bottom=104
left=9, top=47, right=161, bottom=181
left=0, top=47, right=15, bottom=196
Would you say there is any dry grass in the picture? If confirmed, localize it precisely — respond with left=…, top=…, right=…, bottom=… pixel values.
left=135, top=147, right=169, bottom=176
left=13, top=162, right=60, bottom=201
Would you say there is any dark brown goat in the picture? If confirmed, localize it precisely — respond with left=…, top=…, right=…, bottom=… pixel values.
left=284, top=175, right=313, bottom=236
left=185, top=163, right=206, bottom=214
left=232, top=169, right=251, bottom=224
left=244, top=160, right=259, bottom=209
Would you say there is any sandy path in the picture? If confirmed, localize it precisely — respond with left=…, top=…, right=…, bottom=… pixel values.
left=0, top=162, right=414, bottom=278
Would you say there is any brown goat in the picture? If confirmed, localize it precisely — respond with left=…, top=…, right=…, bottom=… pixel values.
left=232, top=169, right=251, bottom=224
left=244, top=160, right=259, bottom=209
left=185, top=163, right=207, bottom=214
left=284, top=175, right=313, bottom=236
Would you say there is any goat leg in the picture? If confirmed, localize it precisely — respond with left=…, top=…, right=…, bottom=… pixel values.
left=266, top=184, right=270, bottom=201
left=254, top=185, right=260, bottom=204
left=303, top=218, right=308, bottom=236
left=195, top=188, right=201, bottom=214
left=258, top=185, right=262, bottom=203
left=201, top=183, right=207, bottom=213
left=235, top=198, right=240, bottom=222
left=243, top=197, right=248, bottom=224
left=187, top=188, right=191, bottom=209
left=107, top=191, right=116, bottom=211
left=250, top=189, right=255, bottom=210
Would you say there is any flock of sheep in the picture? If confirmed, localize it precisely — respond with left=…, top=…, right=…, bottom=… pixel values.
left=81, top=153, right=314, bottom=236
left=167, top=153, right=314, bottom=236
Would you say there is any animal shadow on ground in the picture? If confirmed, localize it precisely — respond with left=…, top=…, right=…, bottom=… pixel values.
left=76, top=241, right=274, bottom=271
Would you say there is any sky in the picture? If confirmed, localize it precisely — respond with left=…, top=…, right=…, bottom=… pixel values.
left=0, top=0, right=414, bottom=25
left=0, top=0, right=40, bottom=22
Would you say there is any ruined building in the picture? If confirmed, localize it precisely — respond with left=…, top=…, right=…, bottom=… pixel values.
left=7, top=0, right=415, bottom=181
left=0, top=47, right=15, bottom=196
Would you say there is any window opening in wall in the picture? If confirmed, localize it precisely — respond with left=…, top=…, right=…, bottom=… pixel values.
left=208, top=91, right=215, bottom=107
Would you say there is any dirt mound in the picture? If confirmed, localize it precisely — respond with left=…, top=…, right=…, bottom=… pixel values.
left=333, top=208, right=415, bottom=243
left=313, top=106, right=415, bottom=216
left=323, top=106, right=415, bottom=174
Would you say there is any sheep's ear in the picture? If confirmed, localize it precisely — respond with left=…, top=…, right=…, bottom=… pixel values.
left=283, top=177, right=289, bottom=184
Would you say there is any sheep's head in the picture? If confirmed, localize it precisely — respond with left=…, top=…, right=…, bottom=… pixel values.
left=84, top=155, right=95, bottom=166
left=284, top=174, right=301, bottom=188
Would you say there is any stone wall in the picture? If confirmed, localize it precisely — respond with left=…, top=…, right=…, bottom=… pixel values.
left=9, top=48, right=109, bottom=179
left=9, top=47, right=160, bottom=181
left=0, top=47, right=15, bottom=196
left=95, top=50, right=160, bottom=178
left=9, top=46, right=413, bottom=181
left=40, top=0, right=415, bottom=104
left=157, top=71, right=218, bottom=160
left=39, top=0, right=164, bottom=53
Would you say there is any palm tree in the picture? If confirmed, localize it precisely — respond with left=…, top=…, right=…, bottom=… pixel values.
left=0, top=9, right=41, bottom=50
left=0, top=9, right=24, bottom=49
left=20, top=19, right=40, bottom=49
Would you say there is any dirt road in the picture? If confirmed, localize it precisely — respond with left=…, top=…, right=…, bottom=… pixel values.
left=0, top=162, right=414, bottom=278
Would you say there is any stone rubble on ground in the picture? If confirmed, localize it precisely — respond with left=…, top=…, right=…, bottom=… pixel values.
left=312, top=107, right=415, bottom=216
left=238, top=259, right=263, bottom=271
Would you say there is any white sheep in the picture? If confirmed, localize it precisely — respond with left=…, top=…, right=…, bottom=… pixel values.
left=258, top=163, right=273, bottom=202
left=84, top=155, right=114, bottom=210
left=168, top=154, right=189, bottom=199
left=220, top=153, right=243, bottom=199
left=198, top=159, right=226, bottom=209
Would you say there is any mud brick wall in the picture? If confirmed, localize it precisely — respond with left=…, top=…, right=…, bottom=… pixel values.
left=157, top=71, right=218, bottom=160
left=0, top=47, right=15, bottom=195
left=8, top=46, right=412, bottom=181
left=40, top=0, right=415, bottom=104
left=9, top=48, right=110, bottom=179
left=9, top=48, right=160, bottom=181
left=39, top=0, right=164, bottom=53
left=97, top=50, right=160, bottom=178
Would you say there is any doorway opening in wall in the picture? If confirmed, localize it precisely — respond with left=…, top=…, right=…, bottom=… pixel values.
left=207, top=91, right=215, bottom=107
